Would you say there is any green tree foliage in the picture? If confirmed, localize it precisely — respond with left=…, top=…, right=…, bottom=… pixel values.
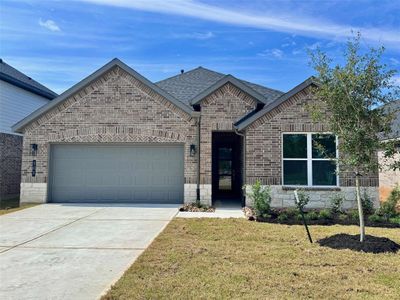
left=309, top=33, right=399, bottom=242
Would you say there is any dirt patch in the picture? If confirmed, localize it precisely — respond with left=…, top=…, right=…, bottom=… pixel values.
left=179, top=203, right=215, bottom=212
left=318, top=234, right=400, bottom=253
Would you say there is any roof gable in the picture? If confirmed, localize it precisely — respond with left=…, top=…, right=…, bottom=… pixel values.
left=0, top=59, right=57, bottom=100
left=12, top=58, right=193, bottom=133
left=155, top=67, right=283, bottom=105
left=235, top=77, right=317, bottom=130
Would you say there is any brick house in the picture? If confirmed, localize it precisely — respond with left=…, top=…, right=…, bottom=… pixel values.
left=0, top=59, right=57, bottom=202
left=12, top=58, right=379, bottom=208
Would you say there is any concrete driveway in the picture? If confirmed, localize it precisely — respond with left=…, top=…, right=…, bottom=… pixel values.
left=0, top=203, right=179, bottom=300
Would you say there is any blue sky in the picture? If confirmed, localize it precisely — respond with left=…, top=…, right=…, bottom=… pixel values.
left=1, top=0, right=399, bottom=94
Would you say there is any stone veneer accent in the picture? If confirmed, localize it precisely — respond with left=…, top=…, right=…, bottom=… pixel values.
left=184, top=184, right=211, bottom=205
left=0, top=133, right=22, bottom=201
left=245, top=185, right=379, bottom=209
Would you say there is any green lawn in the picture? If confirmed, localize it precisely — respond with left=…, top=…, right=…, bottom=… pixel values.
left=103, top=218, right=400, bottom=300
left=0, top=198, right=38, bottom=216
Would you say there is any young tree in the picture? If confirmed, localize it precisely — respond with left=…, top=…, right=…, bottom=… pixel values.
left=309, top=33, right=399, bottom=242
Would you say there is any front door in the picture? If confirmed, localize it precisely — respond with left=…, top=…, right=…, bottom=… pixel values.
left=212, top=132, right=242, bottom=202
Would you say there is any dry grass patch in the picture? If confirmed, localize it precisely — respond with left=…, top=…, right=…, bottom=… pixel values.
left=103, top=218, right=400, bottom=300
left=0, top=202, right=39, bottom=216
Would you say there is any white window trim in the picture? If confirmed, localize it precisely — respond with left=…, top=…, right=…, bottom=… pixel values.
left=281, top=132, right=339, bottom=187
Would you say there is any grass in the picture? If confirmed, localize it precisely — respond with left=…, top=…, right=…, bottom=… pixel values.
left=103, top=218, right=400, bottom=300
left=0, top=198, right=38, bottom=216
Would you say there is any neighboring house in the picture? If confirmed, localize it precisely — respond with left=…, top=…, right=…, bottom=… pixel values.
left=378, top=100, right=400, bottom=202
left=13, top=58, right=379, bottom=208
left=0, top=59, right=57, bottom=201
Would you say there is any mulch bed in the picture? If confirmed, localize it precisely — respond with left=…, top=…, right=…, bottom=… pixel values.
left=317, top=234, right=400, bottom=253
left=179, top=203, right=215, bottom=212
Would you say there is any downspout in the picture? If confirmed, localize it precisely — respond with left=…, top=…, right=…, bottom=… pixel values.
left=234, top=128, right=246, bottom=207
left=196, top=114, right=201, bottom=205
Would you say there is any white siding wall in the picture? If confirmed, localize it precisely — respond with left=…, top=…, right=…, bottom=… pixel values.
left=0, top=80, right=50, bottom=135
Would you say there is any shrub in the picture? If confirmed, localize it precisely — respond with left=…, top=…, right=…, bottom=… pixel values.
left=294, top=189, right=309, bottom=211
left=368, top=214, right=384, bottom=223
left=319, top=209, right=333, bottom=220
left=277, top=213, right=288, bottom=222
left=361, top=190, right=375, bottom=216
left=294, top=213, right=303, bottom=222
left=348, top=209, right=359, bottom=221
left=247, top=180, right=272, bottom=218
left=379, top=185, right=400, bottom=219
left=329, top=193, right=345, bottom=214
left=285, top=208, right=298, bottom=218
left=389, top=216, right=400, bottom=225
left=338, top=213, right=348, bottom=222
left=306, top=211, right=319, bottom=221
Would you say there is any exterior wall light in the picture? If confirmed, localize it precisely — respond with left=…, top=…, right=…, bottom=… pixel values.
left=30, top=144, right=38, bottom=156
left=190, top=144, right=196, bottom=157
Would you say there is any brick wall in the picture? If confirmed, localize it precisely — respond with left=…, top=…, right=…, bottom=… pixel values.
left=245, top=87, right=379, bottom=187
left=20, top=66, right=198, bottom=202
left=0, top=133, right=22, bottom=200
left=199, top=83, right=258, bottom=185
left=378, top=149, right=400, bottom=202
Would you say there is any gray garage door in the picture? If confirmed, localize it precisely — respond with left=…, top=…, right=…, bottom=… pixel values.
left=49, top=144, right=184, bottom=203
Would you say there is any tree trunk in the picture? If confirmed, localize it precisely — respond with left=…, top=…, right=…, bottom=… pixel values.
left=355, top=173, right=365, bottom=242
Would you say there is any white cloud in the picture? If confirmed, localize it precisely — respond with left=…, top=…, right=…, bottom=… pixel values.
left=78, top=0, right=400, bottom=48
left=392, top=75, right=400, bottom=86
left=39, top=19, right=61, bottom=32
left=390, top=58, right=399, bottom=66
left=172, top=31, right=214, bottom=40
left=258, top=48, right=283, bottom=59
left=307, top=42, right=321, bottom=50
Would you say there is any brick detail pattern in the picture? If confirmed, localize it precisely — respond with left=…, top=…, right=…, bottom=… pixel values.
left=20, top=66, right=198, bottom=202
left=245, top=185, right=379, bottom=209
left=199, top=82, right=258, bottom=186
left=0, top=133, right=22, bottom=200
left=245, top=87, right=379, bottom=188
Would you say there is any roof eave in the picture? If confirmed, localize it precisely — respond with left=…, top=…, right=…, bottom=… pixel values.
left=12, top=58, right=193, bottom=133
left=235, top=77, right=318, bottom=131
left=189, top=75, right=269, bottom=106
left=0, top=73, right=57, bottom=100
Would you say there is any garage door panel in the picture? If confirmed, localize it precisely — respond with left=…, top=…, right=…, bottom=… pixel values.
left=50, top=144, right=184, bottom=203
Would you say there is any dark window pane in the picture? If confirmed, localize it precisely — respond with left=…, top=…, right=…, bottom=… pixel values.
left=312, top=161, right=337, bottom=186
left=283, top=134, right=307, bottom=158
left=219, top=160, right=232, bottom=175
left=283, top=160, right=308, bottom=185
left=219, top=148, right=232, bottom=159
left=219, top=176, right=232, bottom=190
left=312, top=134, right=336, bottom=158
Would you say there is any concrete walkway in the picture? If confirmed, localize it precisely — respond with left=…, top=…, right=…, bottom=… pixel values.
left=177, top=206, right=244, bottom=218
left=0, top=203, right=179, bottom=300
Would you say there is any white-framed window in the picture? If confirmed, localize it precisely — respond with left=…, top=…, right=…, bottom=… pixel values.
left=282, top=133, right=338, bottom=187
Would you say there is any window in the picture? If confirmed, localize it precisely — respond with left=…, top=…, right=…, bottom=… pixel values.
left=282, top=133, right=338, bottom=186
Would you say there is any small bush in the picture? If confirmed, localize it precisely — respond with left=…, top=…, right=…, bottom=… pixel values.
left=368, top=214, right=384, bottom=223
left=306, top=211, right=319, bottom=220
left=389, top=216, right=400, bottom=225
left=285, top=208, right=298, bottom=218
left=330, top=193, right=345, bottom=214
left=338, top=213, right=348, bottom=222
left=361, top=190, right=375, bottom=216
left=277, top=213, right=288, bottom=222
left=294, top=189, right=309, bottom=210
left=319, top=209, right=333, bottom=220
left=379, top=185, right=400, bottom=219
left=294, top=213, right=303, bottom=222
left=247, top=180, right=272, bottom=218
left=348, top=209, right=359, bottom=221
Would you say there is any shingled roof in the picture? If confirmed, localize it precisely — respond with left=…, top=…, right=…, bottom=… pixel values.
left=156, top=67, right=283, bottom=105
left=0, top=59, right=57, bottom=99
left=381, top=100, right=400, bottom=140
